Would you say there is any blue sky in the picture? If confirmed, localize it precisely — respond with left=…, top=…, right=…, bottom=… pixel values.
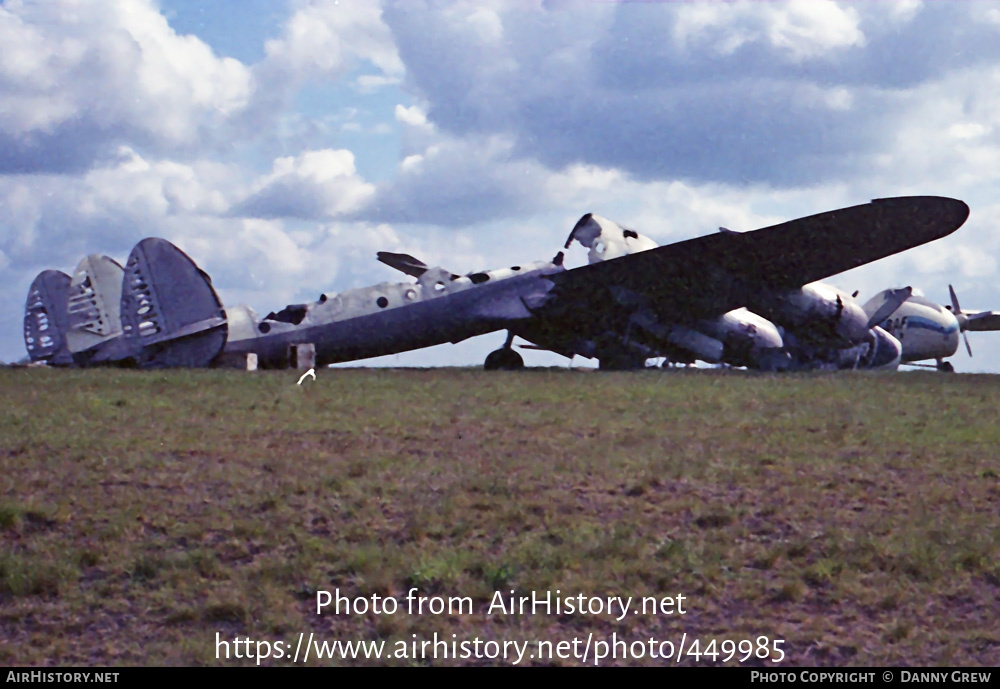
left=4, top=0, right=1000, bottom=371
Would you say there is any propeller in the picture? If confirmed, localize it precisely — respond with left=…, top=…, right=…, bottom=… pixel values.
left=865, top=286, right=913, bottom=330
left=945, top=284, right=1000, bottom=333
left=948, top=284, right=974, bottom=357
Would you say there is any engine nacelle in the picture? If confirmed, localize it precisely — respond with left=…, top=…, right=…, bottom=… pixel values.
left=748, top=281, right=869, bottom=348
left=698, top=307, right=784, bottom=367
left=630, top=310, right=724, bottom=363
left=838, top=326, right=901, bottom=370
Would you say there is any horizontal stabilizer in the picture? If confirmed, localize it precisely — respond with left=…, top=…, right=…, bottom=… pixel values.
left=23, top=270, right=73, bottom=365
left=120, top=238, right=228, bottom=368
left=377, top=251, right=429, bottom=278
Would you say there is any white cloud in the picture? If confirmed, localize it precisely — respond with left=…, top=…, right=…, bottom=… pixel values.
left=464, top=7, right=504, bottom=43
left=765, top=0, right=865, bottom=60
left=888, top=0, right=923, bottom=23
left=0, top=147, right=245, bottom=271
left=395, top=104, right=432, bottom=129
left=671, top=0, right=865, bottom=60
left=261, top=0, right=403, bottom=80
left=233, top=149, right=375, bottom=220
left=0, top=0, right=253, bottom=172
left=354, top=74, right=401, bottom=93
left=367, top=134, right=552, bottom=225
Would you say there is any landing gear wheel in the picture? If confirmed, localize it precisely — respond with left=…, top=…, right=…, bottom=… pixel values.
left=484, top=348, right=524, bottom=371
left=938, top=361, right=955, bottom=373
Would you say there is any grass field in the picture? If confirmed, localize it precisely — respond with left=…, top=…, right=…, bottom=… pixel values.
left=1, top=367, right=998, bottom=666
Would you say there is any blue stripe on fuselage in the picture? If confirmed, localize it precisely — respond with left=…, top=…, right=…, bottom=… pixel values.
left=883, top=315, right=958, bottom=335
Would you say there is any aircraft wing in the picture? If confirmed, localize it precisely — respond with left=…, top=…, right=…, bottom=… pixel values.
left=547, top=196, right=969, bottom=323
left=965, top=311, right=1000, bottom=332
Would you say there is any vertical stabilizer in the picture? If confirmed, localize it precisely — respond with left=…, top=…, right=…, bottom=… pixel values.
left=66, top=254, right=126, bottom=364
left=23, top=270, right=73, bottom=365
left=120, top=238, right=228, bottom=368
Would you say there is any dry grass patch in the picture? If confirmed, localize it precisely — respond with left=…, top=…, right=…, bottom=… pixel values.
left=1, top=367, right=998, bottom=665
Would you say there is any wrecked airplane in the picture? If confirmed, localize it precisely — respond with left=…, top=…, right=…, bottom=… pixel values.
left=23, top=196, right=969, bottom=371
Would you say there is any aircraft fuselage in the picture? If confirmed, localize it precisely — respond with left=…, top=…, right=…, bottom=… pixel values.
left=224, top=260, right=564, bottom=367
left=876, top=296, right=960, bottom=363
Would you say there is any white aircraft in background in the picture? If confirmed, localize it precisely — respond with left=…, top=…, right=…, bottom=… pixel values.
left=863, top=285, right=1000, bottom=372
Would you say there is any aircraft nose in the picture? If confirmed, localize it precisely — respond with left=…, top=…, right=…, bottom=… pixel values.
left=946, top=326, right=961, bottom=355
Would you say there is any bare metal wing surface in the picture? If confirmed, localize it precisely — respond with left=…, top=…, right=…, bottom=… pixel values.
left=23, top=270, right=73, bottom=365
left=119, top=238, right=228, bottom=368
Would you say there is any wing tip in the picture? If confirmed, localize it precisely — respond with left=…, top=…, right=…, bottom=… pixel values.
left=872, top=195, right=970, bottom=221
left=871, top=195, right=970, bottom=238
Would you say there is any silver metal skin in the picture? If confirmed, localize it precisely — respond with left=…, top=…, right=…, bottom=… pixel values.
left=223, top=259, right=564, bottom=368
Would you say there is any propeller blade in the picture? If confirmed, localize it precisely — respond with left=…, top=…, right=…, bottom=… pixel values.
left=949, top=284, right=963, bottom=315
left=963, top=330, right=973, bottom=358
left=866, top=287, right=912, bottom=330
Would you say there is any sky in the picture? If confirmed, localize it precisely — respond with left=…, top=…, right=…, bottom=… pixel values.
left=3, top=0, right=1000, bottom=371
